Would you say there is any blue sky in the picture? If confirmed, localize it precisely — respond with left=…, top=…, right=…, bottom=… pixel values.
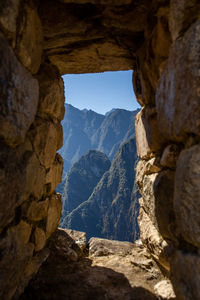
left=62, top=71, right=140, bottom=115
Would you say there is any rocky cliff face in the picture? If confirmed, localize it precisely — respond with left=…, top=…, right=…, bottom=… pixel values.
left=0, top=0, right=200, bottom=299
left=61, top=150, right=111, bottom=215
left=60, top=103, right=138, bottom=174
left=62, top=138, right=139, bottom=242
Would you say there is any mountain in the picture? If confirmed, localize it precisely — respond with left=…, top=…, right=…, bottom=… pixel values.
left=61, top=138, right=140, bottom=242
left=61, top=150, right=111, bottom=216
left=59, top=104, right=139, bottom=175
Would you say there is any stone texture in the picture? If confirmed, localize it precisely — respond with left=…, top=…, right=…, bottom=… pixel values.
left=14, top=248, right=50, bottom=300
left=89, top=237, right=134, bottom=257
left=34, top=228, right=47, bottom=252
left=156, top=20, right=200, bottom=141
left=0, top=221, right=34, bottom=300
left=36, top=64, right=65, bottom=121
left=27, top=198, right=49, bottom=222
left=0, top=0, right=20, bottom=44
left=136, top=157, right=162, bottom=191
left=29, top=119, right=62, bottom=169
left=169, top=0, right=200, bottom=42
left=20, top=239, right=165, bottom=300
left=154, top=280, right=176, bottom=300
left=135, top=108, right=164, bottom=159
left=23, top=151, right=46, bottom=201
left=138, top=207, right=172, bottom=272
left=16, top=3, right=43, bottom=74
left=59, top=0, right=132, bottom=5
left=64, top=229, right=87, bottom=251
left=46, top=193, right=62, bottom=239
left=48, top=228, right=83, bottom=262
left=45, top=153, right=63, bottom=194
left=174, top=144, right=200, bottom=248
left=171, top=250, right=200, bottom=300
left=0, top=32, right=39, bottom=147
left=141, top=170, right=175, bottom=240
left=160, top=144, right=180, bottom=169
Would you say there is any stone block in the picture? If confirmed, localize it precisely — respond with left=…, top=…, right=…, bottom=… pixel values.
left=63, top=229, right=87, bottom=251
left=169, top=0, right=200, bottom=41
left=174, top=144, right=200, bottom=248
left=135, top=108, right=164, bottom=159
left=156, top=20, right=200, bottom=142
left=27, top=198, right=49, bottom=222
left=29, top=119, right=60, bottom=169
left=23, top=152, right=46, bottom=201
left=0, top=221, right=34, bottom=299
left=138, top=206, right=172, bottom=272
left=48, top=228, right=82, bottom=261
left=46, top=153, right=63, bottom=194
left=141, top=170, right=175, bottom=240
left=34, top=227, right=47, bottom=252
left=136, top=157, right=162, bottom=191
left=154, top=280, right=176, bottom=300
left=0, top=0, right=20, bottom=44
left=171, top=250, right=200, bottom=300
left=160, top=144, right=180, bottom=169
left=37, top=64, right=65, bottom=121
left=46, top=193, right=62, bottom=238
left=16, top=3, right=43, bottom=74
left=0, top=32, right=39, bottom=147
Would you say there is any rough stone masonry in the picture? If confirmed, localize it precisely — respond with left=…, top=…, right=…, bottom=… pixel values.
left=0, top=0, right=200, bottom=299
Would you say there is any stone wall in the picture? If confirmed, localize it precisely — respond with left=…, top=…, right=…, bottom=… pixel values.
left=0, top=2, right=64, bottom=299
left=0, top=0, right=200, bottom=299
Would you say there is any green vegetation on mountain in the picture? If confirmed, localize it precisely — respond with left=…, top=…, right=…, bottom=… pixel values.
left=61, top=138, right=139, bottom=242
left=59, top=104, right=139, bottom=175
left=61, top=150, right=111, bottom=217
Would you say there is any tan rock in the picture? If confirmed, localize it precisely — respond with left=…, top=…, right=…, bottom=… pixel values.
left=46, top=153, right=63, bottom=194
left=27, top=199, right=49, bottom=222
left=174, top=144, right=200, bottom=248
left=160, top=144, right=180, bottom=169
left=136, top=157, right=162, bottom=191
left=89, top=237, right=134, bottom=257
left=14, top=248, right=50, bottom=299
left=46, top=193, right=62, bottom=238
left=0, top=221, right=34, bottom=299
left=48, top=228, right=82, bottom=261
left=0, top=32, right=39, bottom=147
left=37, top=64, right=65, bottom=121
left=141, top=170, right=175, bottom=240
left=138, top=207, right=172, bottom=272
left=23, top=152, right=46, bottom=201
left=154, top=280, right=176, bottom=299
left=63, top=229, right=87, bottom=251
left=34, top=227, right=47, bottom=252
left=16, top=3, right=43, bottom=74
left=135, top=108, right=164, bottom=159
left=169, top=0, right=200, bottom=41
left=29, top=119, right=59, bottom=168
left=171, top=250, right=200, bottom=300
left=0, top=0, right=20, bottom=44
left=156, top=20, right=200, bottom=141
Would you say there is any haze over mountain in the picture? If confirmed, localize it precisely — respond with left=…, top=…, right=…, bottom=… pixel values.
left=59, top=104, right=139, bottom=175
left=61, top=138, right=139, bottom=242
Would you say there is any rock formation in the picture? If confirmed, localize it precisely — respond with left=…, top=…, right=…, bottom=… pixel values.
left=0, top=0, right=200, bottom=299
left=20, top=230, right=176, bottom=300
left=60, top=103, right=138, bottom=174
left=62, top=138, right=139, bottom=242
left=61, top=150, right=111, bottom=214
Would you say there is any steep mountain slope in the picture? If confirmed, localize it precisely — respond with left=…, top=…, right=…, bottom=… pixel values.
left=61, top=138, right=139, bottom=242
left=92, top=109, right=138, bottom=160
left=59, top=104, right=139, bottom=174
left=62, top=150, right=111, bottom=216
